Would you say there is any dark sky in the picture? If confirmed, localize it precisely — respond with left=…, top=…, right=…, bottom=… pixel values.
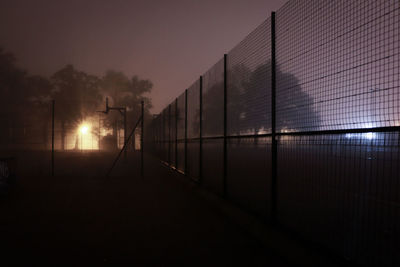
left=0, top=0, right=287, bottom=113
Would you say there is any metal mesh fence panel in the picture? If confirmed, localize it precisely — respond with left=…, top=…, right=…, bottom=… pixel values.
left=0, top=105, right=52, bottom=150
left=277, top=133, right=400, bottom=265
left=186, top=140, right=200, bottom=181
left=226, top=137, right=272, bottom=217
left=177, top=142, right=185, bottom=173
left=48, top=99, right=104, bottom=152
left=170, top=103, right=176, bottom=167
left=162, top=108, right=169, bottom=163
left=177, top=93, right=185, bottom=140
left=202, top=139, right=224, bottom=194
left=152, top=115, right=162, bottom=159
left=159, top=114, right=165, bottom=160
left=176, top=93, right=186, bottom=172
left=187, top=80, right=200, bottom=139
left=276, top=0, right=400, bottom=132
left=54, top=123, right=102, bottom=151
left=202, top=58, right=224, bottom=137
left=148, top=1, right=400, bottom=264
left=186, top=80, right=201, bottom=179
left=155, top=115, right=162, bottom=159
left=227, top=19, right=272, bottom=136
left=0, top=103, right=52, bottom=177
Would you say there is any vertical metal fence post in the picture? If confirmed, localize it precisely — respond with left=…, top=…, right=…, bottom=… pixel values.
left=168, top=104, right=171, bottom=165
left=98, top=114, right=101, bottom=150
left=163, top=110, right=165, bottom=162
left=199, top=76, right=203, bottom=184
left=223, top=54, right=228, bottom=197
left=271, top=12, right=278, bottom=224
left=185, top=89, right=188, bottom=175
left=52, top=99, right=55, bottom=177
left=141, top=100, right=144, bottom=177
left=175, top=98, right=178, bottom=169
left=124, top=108, right=127, bottom=161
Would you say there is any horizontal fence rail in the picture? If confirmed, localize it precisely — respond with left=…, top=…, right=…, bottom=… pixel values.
left=147, top=0, right=400, bottom=265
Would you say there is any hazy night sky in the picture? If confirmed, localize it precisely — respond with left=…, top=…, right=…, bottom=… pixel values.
left=0, top=0, right=287, bottom=113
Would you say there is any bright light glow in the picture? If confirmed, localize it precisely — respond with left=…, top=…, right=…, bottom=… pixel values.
left=362, top=123, right=374, bottom=129
left=345, top=132, right=376, bottom=140
left=79, top=125, right=90, bottom=135
left=361, top=123, right=376, bottom=140
left=345, top=123, right=377, bottom=140
left=345, top=133, right=356, bottom=138
left=363, top=132, right=376, bottom=140
left=77, top=123, right=94, bottom=150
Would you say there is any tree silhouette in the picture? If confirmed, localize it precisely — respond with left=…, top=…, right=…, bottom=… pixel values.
left=0, top=48, right=27, bottom=109
left=0, top=48, right=155, bottom=150
left=195, top=60, right=320, bottom=136
left=51, top=64, right=102, bottom=150
left=101, top=70, right=153, bottom=148
left=0, top=48, right=52, bottom=147
left=242, top=61, right=321, bottom=133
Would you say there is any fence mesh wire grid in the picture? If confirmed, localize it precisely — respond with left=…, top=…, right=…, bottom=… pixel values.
left=148, top=0, right=400, bottom=265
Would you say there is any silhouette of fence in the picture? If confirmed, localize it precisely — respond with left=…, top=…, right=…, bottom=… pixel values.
left=148, top=0, right=400, bottom=265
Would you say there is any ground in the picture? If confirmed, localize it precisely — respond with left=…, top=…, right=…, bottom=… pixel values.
left=0, top=151, right=293, bottom=266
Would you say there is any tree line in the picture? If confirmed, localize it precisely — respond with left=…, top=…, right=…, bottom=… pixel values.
left=0, top=47, right=153, bottom=150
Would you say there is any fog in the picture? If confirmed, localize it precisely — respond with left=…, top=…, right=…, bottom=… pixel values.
left=0, top=0, right=286, bottom=114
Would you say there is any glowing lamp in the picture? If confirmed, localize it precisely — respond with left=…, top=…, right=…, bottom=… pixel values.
left=79, top=125, right=89, bottom=135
